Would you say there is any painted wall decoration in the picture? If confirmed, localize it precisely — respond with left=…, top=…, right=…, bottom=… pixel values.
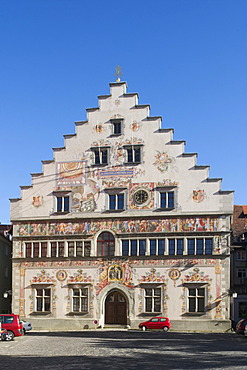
left=102, top=179, right=131, bottom=189
left=96, top=260, right=134, bottom=295
left=56, top=161, right=86, bottom=186
left=131, top=121, right=140, bottom=132
left=89, top=166, right=144, bottom=181
left=157, top=179, right=179, bottom=187
left=32, top=196, right=43, bottom=208
left=192, top=190, right=205, bottom=203
left=138, top=268, right=166, bottom=283
left=168, top=269, right=181, bottom=286
left=16, top=217, right=219, bottom=237
left=129, top=183, right=154, bottom=210
left=30, top=270, right=56, bottom=285
left=56, top=270, right=67, bottom=281
left=183, top=268, right=211, bottom=283
left=153, top=151, right=174, bottom=172
left=67, top=269, right=93, bottom=284
left=94, top=124, right=104, bottom=133
left=71, top=180, right=100, bottom=213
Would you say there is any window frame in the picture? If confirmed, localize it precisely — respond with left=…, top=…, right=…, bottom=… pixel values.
left=110, top=119, right=124, bottom=136
left=143, top=286, right=162, bottom=313
left=71, top=286, right=89, bottom=314
left=35, top=287, right=51, bottom=313
left=91, top=146, right=110, bottom=166
left=124, top=145, right=142, bottom=164
left=155, top=186, right=177, bottom=211
left=104, top=188, right=127, bottom=212
left=186, top=285, right=206, bottom=314
left=122, top=239, right=146, bottom=256
left=53, top=191, right=71, bottom=214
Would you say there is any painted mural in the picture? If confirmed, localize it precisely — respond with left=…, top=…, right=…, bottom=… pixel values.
left=32, top=196, right=43, bottom=208
left=153, top=151, right=174, bottom=172
left=67, top=269, right=93, bottom=284
left=129, top=183, right=154, bottom=210
left=56, top=161, right=86, bottom=186
left=192, top=190, right=205, bottom=203
left=16, top=216, right=219, bottom=236
left=96, top=260, right=134, bottom=294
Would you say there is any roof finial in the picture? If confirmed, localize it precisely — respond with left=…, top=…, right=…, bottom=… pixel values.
left=114, top=65, right=123, bottom=82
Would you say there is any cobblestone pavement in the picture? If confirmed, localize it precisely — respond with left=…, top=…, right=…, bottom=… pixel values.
left=1, top=331, right=246, bottom=370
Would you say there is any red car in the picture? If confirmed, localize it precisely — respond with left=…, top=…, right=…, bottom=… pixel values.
left=139, top=317, right=171, bottom=331
left=0, top=314, right=24, bottom=340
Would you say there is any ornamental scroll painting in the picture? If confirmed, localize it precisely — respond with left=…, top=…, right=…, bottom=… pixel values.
left=56, top=161, right=86, bottom=186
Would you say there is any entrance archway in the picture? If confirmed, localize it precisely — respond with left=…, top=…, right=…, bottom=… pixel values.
left=105, top=290, right=127, bottom=325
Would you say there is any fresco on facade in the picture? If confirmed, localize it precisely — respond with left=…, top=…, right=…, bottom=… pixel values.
left=71, top=180, right=100, bottom=213
left=94, top=124, right=104, bottom=133
left=138, top=268, right=166, bottom=283
left=67, top=269, right=93, bottom=284
left=192, top=190, right=205, bottom=203
left=30, top=270, right=56, bottom=284
left=56, top=161, right=86, bottom=186
left=129, top=183, right=154, bottom=210
left=16, top=217, right=219, bottom=236
left=157, top=179, right=179, bottom=187
left=32, top=196, right=43, bottom=208
left=131, top=121, right=140, bottom=132
left=153, top=151, right=174, bottom=172
left=183, top=268, right=211, bottom=283
left=96, top=260, right=133, bottom=294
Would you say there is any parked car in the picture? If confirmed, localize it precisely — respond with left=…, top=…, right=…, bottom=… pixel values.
left=139, top=317, right=171, bottom=331
left=235, top=318, right=247, bottom=334
left=0, top=314, right=24, bottom=340
left=0, top=328, right=8, bottom=341
left=20, top=320, right=32, bottom=334
left=244, top=325, right=247, bottom=337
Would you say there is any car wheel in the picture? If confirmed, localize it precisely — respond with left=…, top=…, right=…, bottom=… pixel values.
left=141, top=326, right=147, bottom=331
left=6, top=331, right=14, bottom=341
left=163, top=326, right=169, bottom=332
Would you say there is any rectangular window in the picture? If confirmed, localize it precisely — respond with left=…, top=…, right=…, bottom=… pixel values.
left=126, top=146, right=141, bottom=164
left=121, top=239, right=146, bottom=256
left=58, top=242, right=64, bottom=257
left=112, top=120, right=122, bottom=135
left=25, top=242, right=32, bottom=258
left=56, top=196, right=70, bottom=212
left=72, top=288, right=88, bottom=313
left=149, top=239, right=165, bottom=256
left=76, top=241, right=83, bottom=256
left=144, top=288, right=161, bottom=313
left=205, top=239, right=213, bottom=255
left=160, top=191, right=174, bottom=209
left=188, top=287, right=205, bottom=313
left=93, top=148, right=108, bottom=165
left=84, top=241, right=91, bottom=257
left=196, top=239, right=204, bottom=255
left=41, top=242, right=47, bottom=258
left=237, top=250, right=247, bottom=261
left=36, top=288, right=51, bottom=312
left=168, top=239, right=184, bottom=255
left=109, top=193, right=125, bottom=211
left=51, top=242, right=57, bottom=257
left=68, top=241, right=75, bottom=257
left=188, top=239, right=195, bottom=255
left=33, top=242, right=39, bottom=258
left=237, top=269, right=246, bottom=284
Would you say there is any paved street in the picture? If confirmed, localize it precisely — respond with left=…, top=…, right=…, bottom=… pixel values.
left=1, top=331, right=246, bottom=370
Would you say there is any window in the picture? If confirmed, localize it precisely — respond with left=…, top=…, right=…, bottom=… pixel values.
left=51, top=241, right=65, bottom=257
left=92, top=147, right=109, bottom=165
left=109, top=193, right=125, bottom=211
left=150, top=239, right=165, bottom=256
left=237, top=269, right=246, bottom=284
left=239, top=302, right=247, bottom=318
left=144, top=288, right=161, bottom=313
left=160, top=191, right=174, bottom=209
left=125, top=145, right=142, bottom=164
left=56, top=195, right=70, bottom=212
left=111, top=119, right=123, bottom=135
left=168, top=239, right=184, bottom=255
left=237, top=250, right=247, bottom=261
left=188, top=238, right=213, bottom=255
left=68, top=240, right=91, bottom=257
left=72, top=287, right=88, bottom=313
left=122, top=239, right=146, bottom=256
left=35, top=288, right=51, bottom=312
left=25, top=242, right=48, bottom=258
left=97, top=232, right=115, bottom=256
left=188, top=287, right=205, bottom=313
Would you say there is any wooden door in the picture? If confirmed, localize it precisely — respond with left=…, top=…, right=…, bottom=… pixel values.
left=105, top=291, right=127, bottom=325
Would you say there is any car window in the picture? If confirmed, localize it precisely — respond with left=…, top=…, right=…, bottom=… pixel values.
left=160, top=318, right=167, bottom=322
left=0, top=316, right=2, bottom=323
left=150, top=318, right=159, bottom=322
left=3, top=316, right=14, bottom=324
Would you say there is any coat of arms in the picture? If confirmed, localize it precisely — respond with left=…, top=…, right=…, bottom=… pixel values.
left=192, top=190, right=205, bottom=203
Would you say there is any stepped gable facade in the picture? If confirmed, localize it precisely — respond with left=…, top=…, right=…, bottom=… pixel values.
left=10, top=81, right=233, bottom=331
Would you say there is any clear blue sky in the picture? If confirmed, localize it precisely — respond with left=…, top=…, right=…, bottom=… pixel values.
left=0, top=0, right=246, bottom=224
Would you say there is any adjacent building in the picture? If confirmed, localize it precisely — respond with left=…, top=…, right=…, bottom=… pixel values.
left=10, top=81, right=233, bottom=331
left=230, top=205, right=247, bottom=326
left=0, top=225, right=12, bottom=313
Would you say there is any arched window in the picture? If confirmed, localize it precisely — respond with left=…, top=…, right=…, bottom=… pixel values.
left=97, top=232, right=115, bottom=256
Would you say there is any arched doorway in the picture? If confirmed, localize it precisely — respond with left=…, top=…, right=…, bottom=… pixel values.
left=105, top=290, right=127, bottom=325
left=97, top=231, right=115, bottom=256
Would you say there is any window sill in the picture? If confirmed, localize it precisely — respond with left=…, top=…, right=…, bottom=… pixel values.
left=91, top=163, right=108, bottom=167
left=66, top=312, right=89, bottom=316
left=110, top=133, right=122, bottom=137
left=124, top=162, right=141, bottom=166
left=154, top=207, right=175, bottom=212
left=103, top=209, right=125, bottom=213
left=139, top=312, right=162, bottom=317
left=52, top=211, right=70, bottom=215
left=30, top=311, right=51, bottom=316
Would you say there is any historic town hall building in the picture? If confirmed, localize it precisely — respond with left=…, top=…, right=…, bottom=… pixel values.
left=10, top=80, right=233, bottom=331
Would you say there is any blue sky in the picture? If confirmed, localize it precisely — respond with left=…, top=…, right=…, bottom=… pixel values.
left=0, top=0, right=246, bottom=224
